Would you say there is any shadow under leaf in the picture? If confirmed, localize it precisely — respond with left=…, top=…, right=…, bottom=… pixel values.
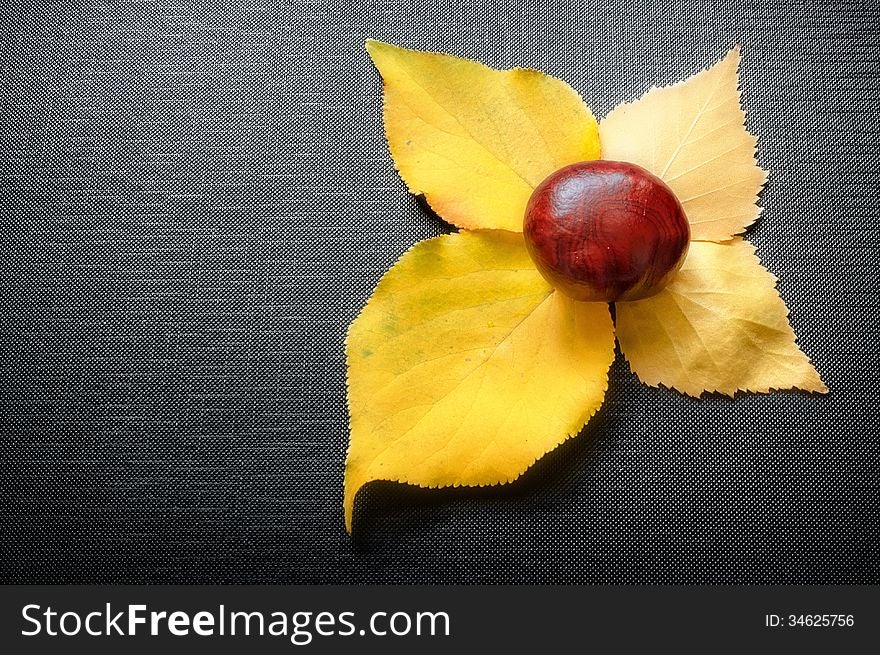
left=350, top=395, right=618, bottom=541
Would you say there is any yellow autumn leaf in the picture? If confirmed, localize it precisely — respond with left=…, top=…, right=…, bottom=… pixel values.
left=614, top=239, right=827, bottom=397
left=366, top=40, right=601, bottom=232
left=599, top=47, right=767, bottom=242
left=344, top=230, right=615, bottom=532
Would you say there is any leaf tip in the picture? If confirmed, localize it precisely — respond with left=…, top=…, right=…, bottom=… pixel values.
left=343, top=471, right=365, bottom=535
left=801, top=366, right=829, bottom=394
left=365, top=38, right=388, bottom=52
left=365, top=38, right=401, bottom=66
left=719, top=45, right=742, bottom=76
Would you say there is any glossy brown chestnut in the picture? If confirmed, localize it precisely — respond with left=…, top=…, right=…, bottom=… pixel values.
left=523, top=160, right=690, bottom=302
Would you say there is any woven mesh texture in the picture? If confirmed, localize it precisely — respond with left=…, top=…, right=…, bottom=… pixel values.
left=1, top=0, right=878, bottom=583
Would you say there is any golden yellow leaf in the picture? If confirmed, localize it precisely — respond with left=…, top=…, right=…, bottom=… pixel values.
left=366, top=40, right=601, bottom=232
left=614, top=239, right=827, bottom=397
left=344, top=230, right=615, bottom=532
left=599, top=48, right=768, bottom=242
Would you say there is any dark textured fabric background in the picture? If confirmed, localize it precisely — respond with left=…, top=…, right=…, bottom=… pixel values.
left=1, top=0, right=878, bottom=583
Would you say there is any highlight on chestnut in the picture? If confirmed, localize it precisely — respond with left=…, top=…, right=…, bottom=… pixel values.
left=523, top=160, right=690, bottom=302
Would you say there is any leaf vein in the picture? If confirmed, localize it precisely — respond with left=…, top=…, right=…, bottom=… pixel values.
left=362, top=290, right=555, bottom=465
left=658, top=67, right=728, bottom=179
left=393, top=66, right=534, bottom=189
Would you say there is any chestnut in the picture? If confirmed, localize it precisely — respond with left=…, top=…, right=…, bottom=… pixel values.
left=523, top=160, right=690, bottom=302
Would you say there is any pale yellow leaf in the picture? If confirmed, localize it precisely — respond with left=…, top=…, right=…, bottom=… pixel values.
left=615, top=239, right=827, bottom=397
left=599, top=48, right=768, bottom=242
left=344, top=230, right=615, bottom=532
left=366, top=40, right=601, bottom=232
